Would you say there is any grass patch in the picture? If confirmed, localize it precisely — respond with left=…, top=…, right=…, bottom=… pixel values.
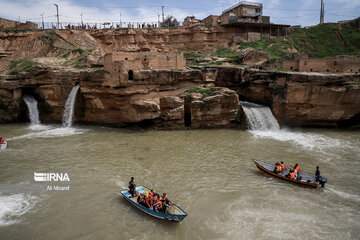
left=183, top=52, right=206, bottom=59
left=238, top=38, right=290, bottom=61
left=9, top=58, right=39, bottom=75
left=212, top=47, right=238, bottom=60
left=236, top=22, right=360, bottom=60
left=185, top=86, right=222, bottom=97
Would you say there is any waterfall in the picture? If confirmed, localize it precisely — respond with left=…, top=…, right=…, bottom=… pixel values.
left=23, top=95, right=40, bottom=126
left=240, top=101, right=280, bottom=131
left=62, top=85, right=80, bottom=128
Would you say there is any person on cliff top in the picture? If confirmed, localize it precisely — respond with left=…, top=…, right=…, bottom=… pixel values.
left=128, top=177, right=136, bottom=197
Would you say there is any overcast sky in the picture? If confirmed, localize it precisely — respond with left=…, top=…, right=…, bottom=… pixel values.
left=0, top=0, right=359, bottom=27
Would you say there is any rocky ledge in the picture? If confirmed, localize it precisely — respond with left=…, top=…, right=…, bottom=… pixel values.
left=0, top=66, right=359, bottom=128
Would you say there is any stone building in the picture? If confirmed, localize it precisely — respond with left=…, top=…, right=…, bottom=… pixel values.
left=282, top=54, right=360, bottom=73
left=201, top=1, right=289, bottom=41
left=104, top=52, right=186, bottom=86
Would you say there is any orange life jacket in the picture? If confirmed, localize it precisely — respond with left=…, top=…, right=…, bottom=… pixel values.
left=154, top=198, right=162, bottom=209
left=295, top=166, right=300, bottom=173
left=145, top=196, right=152, bottom=206
left=290, top=172, right=295, bottom=179
left=162, top=195, right=168, bottom=201
left=280, top=164, right=285, bottom=171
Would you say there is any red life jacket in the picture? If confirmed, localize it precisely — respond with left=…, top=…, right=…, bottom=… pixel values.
left=290, top=172, right=295, bottom=179
left=295, top=166, right=300, bottom=173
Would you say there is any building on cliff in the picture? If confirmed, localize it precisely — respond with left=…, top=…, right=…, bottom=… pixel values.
left=104, top=52, right=186, bottom=86
left=201, top=1, right=290, bottom=41
left=282, top=54, right=360, bottom=73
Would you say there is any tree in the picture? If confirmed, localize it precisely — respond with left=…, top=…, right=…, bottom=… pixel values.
left=160, top=15, right=179, bottom=28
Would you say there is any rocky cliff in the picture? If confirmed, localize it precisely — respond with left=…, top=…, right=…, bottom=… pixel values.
left=1, top=65, right=359, bottom=129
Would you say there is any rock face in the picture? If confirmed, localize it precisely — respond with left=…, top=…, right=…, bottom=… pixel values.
left=0, top=66, right=242, bottom=129
left=207, top=66, right=360, bottom=127
left=1, top=65, right=359, bottom=128
left=237, top=48, right=269, bottom=66
left=186, top=88, right=239, bottom=128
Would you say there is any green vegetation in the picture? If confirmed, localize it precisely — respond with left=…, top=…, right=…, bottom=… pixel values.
left=183, top=52, right=206, bottom=59
left=9, top=58, right=39, bottom=75
left=237, top=22, right=360, bottom=60
left=238, top=38, right=290, bottom=60
left=289, top=23, right=360, bottom=58
left=186, top=60, right=223, bottom=66
left=185, top=86, right=222, bottom=97
left=212, top=47, right=238, bottom=60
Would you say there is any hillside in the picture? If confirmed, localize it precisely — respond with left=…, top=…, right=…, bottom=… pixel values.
left=237, top=20, right=360, bottom=61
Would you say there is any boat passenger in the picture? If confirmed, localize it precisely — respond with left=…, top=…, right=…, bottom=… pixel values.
left=153, top=195, right=163, bottom=213
left=289, top=170, right=295, bottom=180
left=280, top=161, right=285, bottom=171
left=137, top=194, right=146, bottom=207
left=161, top=193, right=171, bottom=205
left=145, top=193, right=153, bottom=208
left=315, top=166, right=320, bottom=182
left=0, top=137, right=4, bottom=144
left=293, top=164, right=300, bottom=173
left=128, top=177, right=136, bottom=197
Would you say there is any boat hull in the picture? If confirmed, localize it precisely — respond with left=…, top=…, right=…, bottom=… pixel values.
left=253, top=159, right=324, bottom=189
left=120, top=185, right=187, bottom=222
left=0, top=142, right=7, bottom=150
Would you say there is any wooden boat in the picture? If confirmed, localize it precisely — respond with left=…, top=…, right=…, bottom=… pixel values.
left=120, top=185, right=187, bottom=222
left=0, top=141, right=7, bottom=150
left=253, top=159, right=327, bottom=189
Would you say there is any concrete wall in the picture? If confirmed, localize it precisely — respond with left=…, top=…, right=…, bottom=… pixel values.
left=283, top=55, right=360, bottom=73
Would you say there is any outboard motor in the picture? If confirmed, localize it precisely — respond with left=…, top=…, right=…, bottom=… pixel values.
left=319, top=176, right=327, bottom=188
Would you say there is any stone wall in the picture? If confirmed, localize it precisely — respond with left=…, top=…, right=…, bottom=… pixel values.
left=283, top=55, right=360, bottom=73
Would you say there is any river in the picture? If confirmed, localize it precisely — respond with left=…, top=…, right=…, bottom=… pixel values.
left=0, top=124, right=359, bottom=239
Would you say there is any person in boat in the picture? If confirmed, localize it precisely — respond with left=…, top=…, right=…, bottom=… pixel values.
left=137, top=193, right=147, bottom=207
left=315, top=166, right=320, bottom=182
left=149, top=189, right=159, bottom=198
left=128, top=177, right=136, bottom=197
left=274, top=162, right=282, bottom=174
left=145, top=193, right=153, bottom=209
left=153, top=195, right=164, bottom=213
left=0, top=137, right=5, bottom=144
left=161, top=193, right=171, bottom=205
left=280, top=161, right=285, bottom=171
left=289, top=170, right=295, bottom=180
left=293, top=164, right=300, bottom=179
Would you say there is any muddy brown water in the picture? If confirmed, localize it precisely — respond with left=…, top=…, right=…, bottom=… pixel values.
left=0, top=124, right=359, bottom=239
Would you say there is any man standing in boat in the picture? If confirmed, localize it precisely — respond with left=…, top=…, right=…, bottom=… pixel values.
left=128, top=177, right=136, bottom=197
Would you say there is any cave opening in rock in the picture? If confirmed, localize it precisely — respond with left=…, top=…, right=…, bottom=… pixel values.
left=184, top=97, right=191, bottom=127
left=128, top=70, right=133, bottom=80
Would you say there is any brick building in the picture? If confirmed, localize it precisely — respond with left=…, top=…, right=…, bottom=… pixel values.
left=104, top=52, right=186, bottom=86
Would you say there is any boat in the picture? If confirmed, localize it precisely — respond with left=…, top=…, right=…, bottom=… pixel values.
left=0, top=140, right=7, bottom=150
left=120, top=185, right=187, bottom=222
left=253, top=159, right=327, bottom=189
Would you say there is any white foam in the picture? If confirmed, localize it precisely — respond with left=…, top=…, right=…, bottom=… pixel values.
left=28, top=124, right=52, bottom=131
left=0, top=194, right=37, bottom=226
left=8, top=127, right=87, bottom=140
left=325, top=186, right=360, bottom=203
left=249, top=129, right=343, bottom=152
